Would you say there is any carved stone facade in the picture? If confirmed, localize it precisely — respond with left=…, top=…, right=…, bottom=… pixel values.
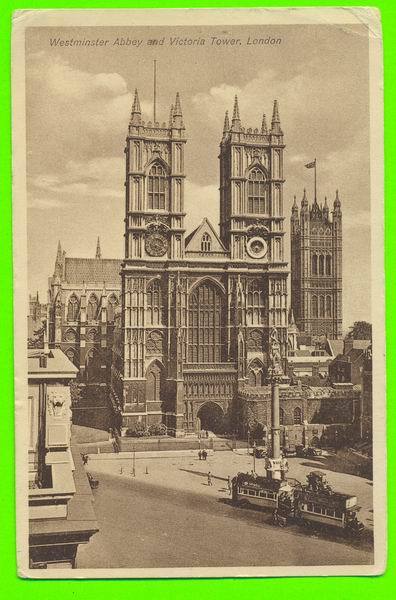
left=48, top=239, right=121, bottom=384
left=290, top=191, right=342, bottom=339
left=239, top=383, right=361, bottom=446
left=111, top=92, right=289, bottom=435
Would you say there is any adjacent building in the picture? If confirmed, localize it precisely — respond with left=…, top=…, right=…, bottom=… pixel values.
left=28, top=344, right=98, bottom=568
left=48, top=238, right=121, bottom=382
left=290, top=190, right=342, bottom=339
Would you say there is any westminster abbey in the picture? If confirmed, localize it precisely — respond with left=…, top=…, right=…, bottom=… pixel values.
left=48, top=89, right=345, bottom=440
left=108, top=90, right=289, bottom=436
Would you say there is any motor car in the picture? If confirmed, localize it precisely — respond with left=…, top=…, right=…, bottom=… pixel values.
left=296, top=445, right=323, bottom=458
left=305, top=446, right=323, bottom=457
left=282, top=445, right=297, bottom=457
left=253, top=445, right=267, bottom=458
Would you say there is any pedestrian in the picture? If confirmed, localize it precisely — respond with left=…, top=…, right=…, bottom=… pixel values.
left=227, top=475, right=232, bottom=494
left=207, top=471, right=212, bottom=486
left=198, top=450, right=202, bottom=460
left=202, top=449, right=207, bottom=461
left=206, top=430, right=209, bottom=439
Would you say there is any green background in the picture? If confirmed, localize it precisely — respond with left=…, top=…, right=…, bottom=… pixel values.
left=0, top=1, right=394, bottom=597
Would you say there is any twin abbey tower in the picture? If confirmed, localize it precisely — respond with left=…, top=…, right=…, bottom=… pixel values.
left=111, top=87, right=342, bottom=435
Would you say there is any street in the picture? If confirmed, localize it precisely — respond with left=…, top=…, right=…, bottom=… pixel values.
left=77, top=451, right=374, bottom=569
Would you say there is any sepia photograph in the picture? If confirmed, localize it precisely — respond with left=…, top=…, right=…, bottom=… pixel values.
left=12, top=7, right=385, bottom=578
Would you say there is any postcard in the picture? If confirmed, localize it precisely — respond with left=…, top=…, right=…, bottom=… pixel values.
left=12, top=7, right=385, bottom=578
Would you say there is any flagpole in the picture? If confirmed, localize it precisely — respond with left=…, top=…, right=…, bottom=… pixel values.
left=153, top=59, right=157, bottom=123
left=314, top=158, right=317, bottom=201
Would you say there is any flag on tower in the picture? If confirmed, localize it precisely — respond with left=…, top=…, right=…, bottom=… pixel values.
left=305, top=159, right=316, bottom=169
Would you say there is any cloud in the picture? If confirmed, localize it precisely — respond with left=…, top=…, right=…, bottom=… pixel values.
left=28, top=156, right=124, bottom=208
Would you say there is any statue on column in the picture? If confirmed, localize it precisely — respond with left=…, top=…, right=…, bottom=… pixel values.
left=269, top=327, right=284, bottom=379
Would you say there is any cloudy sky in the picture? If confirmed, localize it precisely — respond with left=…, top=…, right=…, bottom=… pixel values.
left=26, top=24, right=371, bottom=330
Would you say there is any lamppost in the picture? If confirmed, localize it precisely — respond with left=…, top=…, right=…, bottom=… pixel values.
left=132, top=444, right=136, bottom=477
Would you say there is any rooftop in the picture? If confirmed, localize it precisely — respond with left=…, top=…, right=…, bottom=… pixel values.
left=64, top=257, right=121, bottom=286
left=28, top=348, right=78, bottom=378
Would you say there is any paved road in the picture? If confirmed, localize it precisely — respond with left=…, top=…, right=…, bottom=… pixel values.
left=77, top=471, right=373, bottom=569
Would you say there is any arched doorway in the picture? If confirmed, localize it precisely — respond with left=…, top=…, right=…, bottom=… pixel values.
left=196, top=402, right=225, bottom=434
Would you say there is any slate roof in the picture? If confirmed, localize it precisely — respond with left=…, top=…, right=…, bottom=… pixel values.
left=64, top=258, right=122, bottom=286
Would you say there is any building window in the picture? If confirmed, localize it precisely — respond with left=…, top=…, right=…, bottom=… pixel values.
left=146, top=279, right=163, bottom=326
left=326, top=255, right=332, bottom=275
left=312, top=255, right=318, bottom=276
left=247, top=168, right=267, bottom=214
left=248, top=360, right=265, bottom=387
left=67, top=295, right=79, bottom=321
left=188, top=282, right=226, bottom=363
left=201, top=233, right=212, bottom=252
left=279, top=408, right=285, bottom=425
left=87, top=294, right=99, bottom=321
left=319, top=255, right=325, bottom=276
left=247, top=280, right=266, bottom=326
left=107, top=294, right=118, bottom=322
left=147, top=162, right=167, bottom=210
left=312, top=295, right=318, bottom=318
left=293, top=407, right=302, bottom=424
left=326, top=295, right=332, bottom=318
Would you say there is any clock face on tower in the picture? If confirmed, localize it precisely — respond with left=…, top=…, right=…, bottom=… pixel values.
left=246, top=236, right=268, bottom=259
left=145, top=232, right=168, bottom=257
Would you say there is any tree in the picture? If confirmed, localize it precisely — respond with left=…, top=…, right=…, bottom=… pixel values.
left=28, top=321, right=46, bottom=348
left=346, top=321, right=372, bottom=340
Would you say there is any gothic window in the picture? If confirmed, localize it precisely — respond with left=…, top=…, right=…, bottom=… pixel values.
left=326, top=255, right=332, bottom=275
left=201, top=233, right=212, bottom=252
left=312, top=295, right=318, bottom=318
left=247, top=168, right=267, bottom=214
left=312, top=255, right=318, bottom=276
left=247, top=280, right=266, bottom=326
left=319, top=255, right=325, bottom=276
left=146, top=362, right=162, bottom=404
left=64, top=329, right=77, bottom=343
left=146, top=279, right=163, bottom=326
left=319, top=296, right=325, bottom=318
left=147, top=162, right=167, bottom=210
left=188, top=282, right=226, bottom=363
left=67, top=295, right=79, bottom=321
left=326, top=296, right=332, bottom=318
left=107, top=294, right=118, bottom=322
left=87, top=294, right=99, bottom=322
left=293, top=407, right=302, bottom=425
left=248, top=360, right=265, bottom=387
left=280, top=408, right=285, bottom=425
